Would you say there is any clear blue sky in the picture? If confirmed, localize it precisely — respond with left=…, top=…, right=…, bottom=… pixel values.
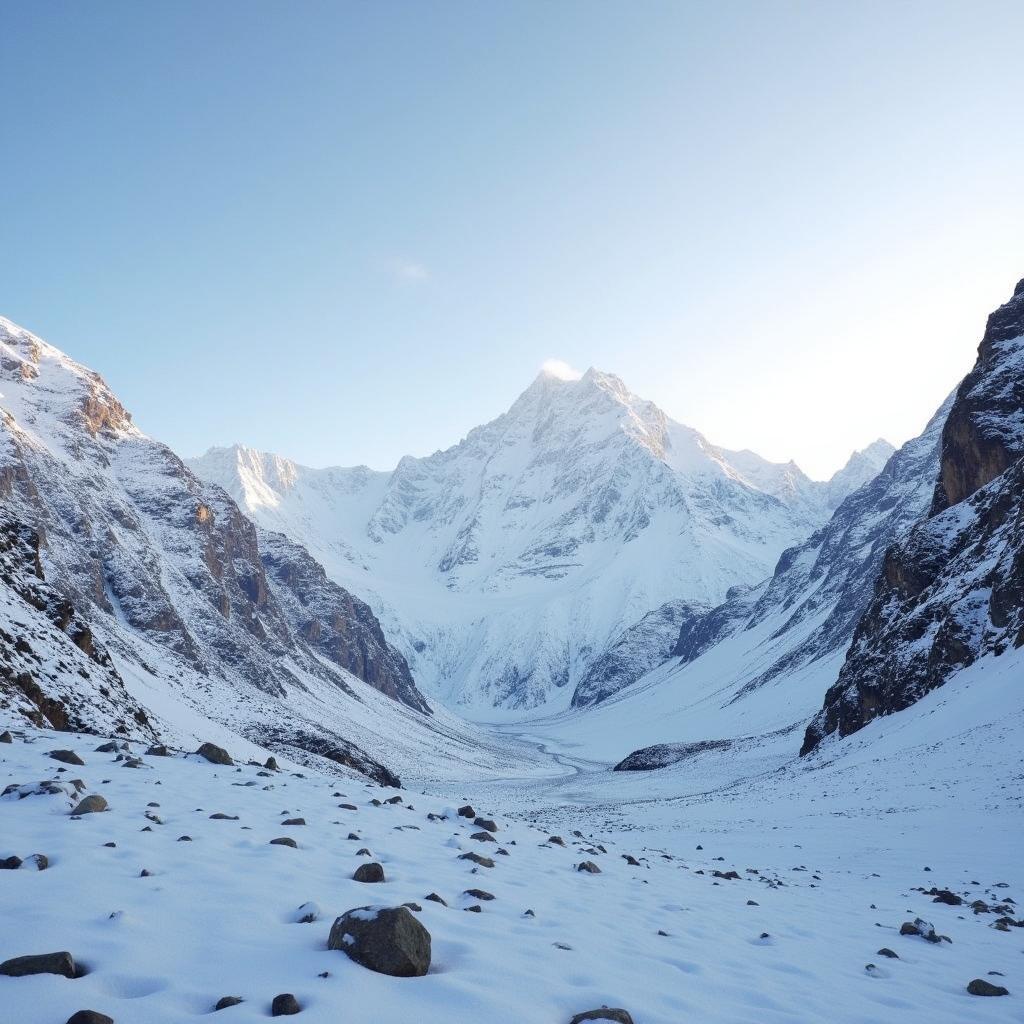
left=2, top=1, right=1021, bottom=478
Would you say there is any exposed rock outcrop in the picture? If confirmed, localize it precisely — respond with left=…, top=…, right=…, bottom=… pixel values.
left=802, top=280, right=1024, bottom=753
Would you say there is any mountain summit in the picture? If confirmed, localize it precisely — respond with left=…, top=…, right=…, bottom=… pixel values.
left=192, top=368, right=887, bottom=712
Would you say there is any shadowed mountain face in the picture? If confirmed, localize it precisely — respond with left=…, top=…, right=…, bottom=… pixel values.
left=0, top=317, right=427, bottom=722
left=802, top=279, right=1024, bottom=754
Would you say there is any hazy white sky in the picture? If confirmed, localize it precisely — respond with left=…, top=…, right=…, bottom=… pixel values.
left=1, top=1, right=1021, bottom=479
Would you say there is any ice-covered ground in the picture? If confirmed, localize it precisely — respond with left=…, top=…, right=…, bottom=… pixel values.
left=1, top=652, right=1020, bottom=1023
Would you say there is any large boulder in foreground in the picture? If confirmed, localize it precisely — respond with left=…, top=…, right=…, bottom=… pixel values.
left=0, top=951, right=77, bottom=978
left=328, top=906, right=430, bottom=977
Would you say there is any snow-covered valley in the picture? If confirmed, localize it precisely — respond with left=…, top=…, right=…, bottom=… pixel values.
left=1, top=642, right=1020, bottom=1024
left=2, top=276, right=1023, bottom=1023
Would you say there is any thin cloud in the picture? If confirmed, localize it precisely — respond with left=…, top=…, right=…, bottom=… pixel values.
left=387, top=259, right=430, bottom=283
left=540, top=358, right=583, bottom=381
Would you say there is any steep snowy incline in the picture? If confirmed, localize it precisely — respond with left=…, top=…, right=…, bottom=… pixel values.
left=192, top=369, right=883, bottom=714
left=0, top=315, right=532, bottom=786
left=567, top=398, right=946, bottom=709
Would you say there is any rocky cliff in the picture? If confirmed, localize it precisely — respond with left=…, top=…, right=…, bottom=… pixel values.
left=802, top=279, right=1024, bottom=754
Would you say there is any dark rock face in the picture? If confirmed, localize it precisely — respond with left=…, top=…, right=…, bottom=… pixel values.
left=802, top=281, right=1024, bottom=754
left=254, top=728, right=400, bottom=789
left=571, top=599, right=709, bottom=707
left=65, top=1013, right=113, bottom=1024
left=933, top=280, right=1024, bottom=512
left=0, top=511, right=155, bottom=739
left=327, top=906, right=431, bottom=977
left=0, top=950, right=77, bottom=978
left=614, top=738, right=733, bottom=771
left=260, top=530, right=428, bottom=714
left=0, top=318, right=427, bottom=770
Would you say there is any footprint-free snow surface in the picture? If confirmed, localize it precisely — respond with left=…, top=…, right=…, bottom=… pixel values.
left=1, top=650, right=1021, bottom=1024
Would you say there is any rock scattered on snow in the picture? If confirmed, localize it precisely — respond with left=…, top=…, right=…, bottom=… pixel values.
left=569, top=1009, right=635, bottom=1024
left=327, top=905, right=431, bottom=977
left=195, top=742, right=233, bottom=766
left=49, top=749, right=85, bottom=766
left=271, top=992, right=301, bottom=1015
left=70, top=794, right=107, bottom=815
left=967, top=978, right=1009, bottom=996
left=353, top=862, right=386, bottom=883
left=0, top=951, right=77, bottom=978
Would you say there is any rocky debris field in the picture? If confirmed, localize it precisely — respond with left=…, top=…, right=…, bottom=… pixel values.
left=0, top=724, right=1019, bottom=1023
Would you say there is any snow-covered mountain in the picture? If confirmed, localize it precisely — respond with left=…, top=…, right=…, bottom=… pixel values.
left=0, top=315, right=535, bottom=785
left=191, top=368, right=885, bottom=713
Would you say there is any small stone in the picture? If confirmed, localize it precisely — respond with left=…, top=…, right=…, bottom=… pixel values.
left=146, top=744, right=170, bottom=756
left=0, top=951, right=77, bottom=978
left=425, top=893, right=447, bottom=905
left=385, top=795, right=403, bottom=805
left=50, top=750, right=85, bottom=766
left=265, top=757, right=279, bottom=771
left=209, top=813, right=239, bottom=820
left=214, top=995, right=243, bottom=1010
left=457, top=805, right=475, bottom=818
left=470, top=831, right=496, bottom=843
left=473, top=817, right=498, bottom=833
left=65, top=1013, right=114, bottom=1024
left=71, top=795, right=108, bottom=815
left=270, top=837, right=297, bottom=848
left=459, top=852, right=494, bottom=868
left=577, top=861, right=601, bottom=874
left=295, top=902, right=320, bottom=923
left=281, top=817, right=306, bottom=826
left=549, top=836, right=566, bottom=846
left=0, top=856, right=23, bottom=869
left=464, top=888, right=494, bottom=901
left=0, top=731, right=12, bottom=743
left=339, top=804, right=358, bottom=811
left=967, top=979, right=1009, bottom=997
left=271, top=992, right=300, bottom=1015
left=622, top=854, right=639, bottom=866
left=465, top=904, right=482, bottom=913
left=746, top=900, right=759, bottom=906
left=177, top=835, right=192, bottom=842
left=140, top=869, right=152, bottom=877
left=353, top=862, right=385, bottom=883
left=877, top=948, right=898, bottom=959
left=26, top=853, right=48, bottom=870
left=195, top=742, right=233, bottom=766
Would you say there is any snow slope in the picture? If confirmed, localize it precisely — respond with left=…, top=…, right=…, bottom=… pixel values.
left=191, top=369, right=886, bottom=714
left=1, top=645, right=1019, bottom=1024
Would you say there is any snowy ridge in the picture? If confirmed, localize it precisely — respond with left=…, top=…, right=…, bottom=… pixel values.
left=0, top=315, right=511, bottom=787
left=191, top=368, right=886, bottom=713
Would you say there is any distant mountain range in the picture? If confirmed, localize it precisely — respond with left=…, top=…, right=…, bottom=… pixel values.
left=191, top=368, right=891, bottom=712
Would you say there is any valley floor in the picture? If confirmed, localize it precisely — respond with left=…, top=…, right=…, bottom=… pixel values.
left=1, top=655, right=1021, bottom=1023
